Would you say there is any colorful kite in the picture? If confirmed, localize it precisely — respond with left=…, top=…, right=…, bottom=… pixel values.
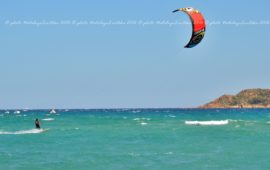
left=173, top=7, right=206, bottom=48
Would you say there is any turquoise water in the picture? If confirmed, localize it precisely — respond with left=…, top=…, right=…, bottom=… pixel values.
left=1, top=109, right=270, bottom=170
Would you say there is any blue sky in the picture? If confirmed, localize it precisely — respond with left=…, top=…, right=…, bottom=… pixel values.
left=0, top=0, right=269, bottom=109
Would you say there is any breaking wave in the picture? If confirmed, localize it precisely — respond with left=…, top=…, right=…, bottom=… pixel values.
left=140, top=122, right=148, bottom=126
left=185, top=120, right=229, bottom=126
left=42, top=118, right=54, bottom=121
left=133, top=118, right=151, bottom=121
left=0, top=129, right=47, bottom=135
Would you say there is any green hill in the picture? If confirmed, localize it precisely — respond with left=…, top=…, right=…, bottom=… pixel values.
left=200, top=89, right=270, bottom=108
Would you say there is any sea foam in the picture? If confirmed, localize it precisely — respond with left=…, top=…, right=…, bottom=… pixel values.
left=134, top=118, right=151, bottom=121
left=0, top=129, right=47, bottom=135
left=42, top=118, right=55, bottom=121
left=140, top=122, right=148, bottom=126
left=185, top=120, right=229, bottom=126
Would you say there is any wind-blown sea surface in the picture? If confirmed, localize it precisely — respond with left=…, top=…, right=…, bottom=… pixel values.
left=1, top=109, right=270, bottom=170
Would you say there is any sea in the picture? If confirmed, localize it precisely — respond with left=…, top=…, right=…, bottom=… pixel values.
left=1, top=109, right=270, bottom=170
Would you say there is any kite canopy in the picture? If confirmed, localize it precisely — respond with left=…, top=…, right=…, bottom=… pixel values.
left=173, top=7, right=206, bottom=48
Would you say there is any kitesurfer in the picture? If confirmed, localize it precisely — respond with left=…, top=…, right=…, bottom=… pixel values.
left=35, top=118, right=41, bottom=129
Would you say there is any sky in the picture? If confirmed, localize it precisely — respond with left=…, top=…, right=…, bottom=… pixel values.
left=0, top=0, right=270, bottom=109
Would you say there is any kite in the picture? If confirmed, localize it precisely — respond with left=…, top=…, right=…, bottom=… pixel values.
left=173, top=7, right=206, bottom=48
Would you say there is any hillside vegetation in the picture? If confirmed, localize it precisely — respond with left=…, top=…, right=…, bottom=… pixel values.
left=200, top=89, right=270, bottom=108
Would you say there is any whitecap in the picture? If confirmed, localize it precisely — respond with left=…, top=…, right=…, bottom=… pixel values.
left=140, top=122, right=148, bottom=126
left=168, top=115, right=176, bottom=118
left=134, top=118, right=151, bottom=121
left=185, top=120, right=229, bottom=126
left=14, top=111, right=21, bottom=114
left=42, top=118, right=54, bottom=121
left=0, top=129, right=48, bottom=135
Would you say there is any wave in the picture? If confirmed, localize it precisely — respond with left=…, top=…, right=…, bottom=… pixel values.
left=133, top=118, right=151, bottom=121
left=140, top=122, right=148, bottom=126
left=185, top=120, right=229, bottom=126
left=164, top=152, right=173, bottom=155
left=0, top=129, right=48, bottom=135
left=42, top=118, right=54, bottom=121
left=228, top=119, right=254, bottom=122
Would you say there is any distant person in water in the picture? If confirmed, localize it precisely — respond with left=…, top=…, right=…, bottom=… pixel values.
left=35, top=118, right=41, bottom=129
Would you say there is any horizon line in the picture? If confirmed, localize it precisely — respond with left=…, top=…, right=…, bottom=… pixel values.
left=1, top=107, right=270, bottom=111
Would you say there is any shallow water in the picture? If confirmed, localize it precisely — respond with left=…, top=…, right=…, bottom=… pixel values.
left=1, top=109, right=270, bottom=170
